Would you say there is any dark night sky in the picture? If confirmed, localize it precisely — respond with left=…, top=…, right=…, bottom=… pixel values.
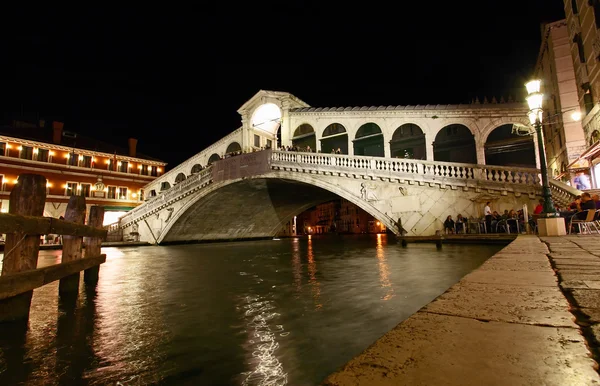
left=2, top=1, right=566, bottom=168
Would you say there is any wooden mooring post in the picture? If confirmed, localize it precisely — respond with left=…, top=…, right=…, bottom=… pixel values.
left=83, top=205, right=104, bottom=284
left=0, top=174, right=46, bottom=322
left=0, top=173, right=108, bottom=323
left=59, top=195, right=86, bottom=295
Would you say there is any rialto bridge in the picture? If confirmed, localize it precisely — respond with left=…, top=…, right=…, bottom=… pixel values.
left=116, top=90, right=581, bottom=243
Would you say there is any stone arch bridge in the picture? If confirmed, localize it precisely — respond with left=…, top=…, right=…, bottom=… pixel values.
left=118, top=150, right=578, bottom=244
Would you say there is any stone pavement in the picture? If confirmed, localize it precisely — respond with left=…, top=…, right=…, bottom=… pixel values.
left=322, top=235, right=600, bottom=386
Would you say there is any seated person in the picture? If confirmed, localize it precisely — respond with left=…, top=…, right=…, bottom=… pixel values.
left=490, top=211, right=501, bottom=232
left=534, top=199, right=544, bottom=214
left=455, top=214, right=466, bottom=233
left=443, top=215, right=455, bottom=234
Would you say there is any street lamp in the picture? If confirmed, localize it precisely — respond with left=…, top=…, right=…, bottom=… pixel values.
left=525, top=79, right=558, bottom=217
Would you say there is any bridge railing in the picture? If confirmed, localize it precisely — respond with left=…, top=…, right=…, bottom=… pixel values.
left=120, top=166, right=213, bottom=226
left=119, top=150, right=582, bottom=228
left=271, top=150, right=541, bottom=186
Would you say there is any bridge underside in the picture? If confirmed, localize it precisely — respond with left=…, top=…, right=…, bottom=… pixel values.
left=160, top=178, right=338, bottom=243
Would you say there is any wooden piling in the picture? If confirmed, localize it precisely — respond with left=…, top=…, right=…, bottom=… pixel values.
left=83, top=206, right=104, bottom=284
left=58, top=195, right=87, bottom=295
left=0, top=174, right=47, bottom=322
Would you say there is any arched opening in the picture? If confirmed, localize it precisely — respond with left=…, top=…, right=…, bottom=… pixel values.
left=226, top=142, right=242, bottom=155
left=208, top=153, right=221, bottom=165
left=590, top=130, right=600, bottom=146
left=150, top=189, right=157, bottom=197
left=252, top=103, right=282, bottom=135
left=390, top=124, right=426, bottom=159
left=484, top=124, right=535, bottom=168
left=354, top=123, right=384, bottom=157
left=291, top=124, right=316, bottom=151
left=321, top=123, right=348, bottom=154
left=433, top=124, right=476, bottom=163
left=175, top=172, right=186, bottom=184
left=160, top=182, right=171, bottom=191
left=191, top=164, right=204, bottom=174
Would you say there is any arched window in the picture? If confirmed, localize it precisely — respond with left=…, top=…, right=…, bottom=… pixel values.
left=191, top=164, right=203, bottom=174
left=150, top=190, right=157, bottom=197
left=208, top=153, right=221, bottom=164
left=175, top=173, right=186, bottom=183
left=160, top=182, right=171, bottom=191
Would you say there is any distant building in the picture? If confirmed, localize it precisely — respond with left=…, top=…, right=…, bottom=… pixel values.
left=0, top=119, right=166, bottom=225
left=281, top=198, right=386, bottom=236
left=555, top=2, right=600, bottom=187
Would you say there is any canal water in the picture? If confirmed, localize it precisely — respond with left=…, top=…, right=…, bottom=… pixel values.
left=0, top=235, right=504, bottom=385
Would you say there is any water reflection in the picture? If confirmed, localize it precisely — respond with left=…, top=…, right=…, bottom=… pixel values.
left=0, top=236, right=503, bottom=385
left=375, top=234, right=394, bottom=301
left=291, top=238, right=302, bottom=297
left=239, top=294, right=287, bottom=385
left=306, top=237, right=322, bottom=310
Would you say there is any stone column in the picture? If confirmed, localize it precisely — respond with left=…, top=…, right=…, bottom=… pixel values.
left=425, top=141, right=434, bottom=161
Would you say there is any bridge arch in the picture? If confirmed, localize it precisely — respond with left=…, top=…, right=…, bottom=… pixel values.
left=291, top=123, right=316, bottom=151
left=433, top=124, right=476, bottom=163
left=156, top=173, right=398, bottom=244
left=390, top=123, right=426, bottom=159
left=226, top=142, right=242, bottom=154
left=321, top=123, right=348, bottom=154
left=354, top=123, right=384, bottom=157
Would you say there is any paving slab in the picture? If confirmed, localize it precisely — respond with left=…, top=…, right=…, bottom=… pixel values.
left=422, top=281, right=576, bottom=327
left=549, top=253, right=600, bottom=260
left=492, top=253, right=552, bottom=262
left=322, top=312, right=600, bottom=386
left=462, top=269, right=558, bottom=287
left=479, top=259, right=552, bottom=271
left=559, top=273, right=600, bottom=282
left=553, top=260, right=600, bottom=268
left=580, top=308, right=600, bottom=323
left=570, top=289, right=600, bottom=309
left=562, top=280, right=600, bottom=290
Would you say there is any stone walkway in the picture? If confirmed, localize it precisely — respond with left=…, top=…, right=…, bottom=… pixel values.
left=322, top=235, right=600, bottom=386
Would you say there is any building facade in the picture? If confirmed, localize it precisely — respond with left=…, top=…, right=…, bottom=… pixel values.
left=534, top=19, right=586, bottom=183
left=560, top=0, right=600, bottom=187
left=0, top=120, right=166, bottom=225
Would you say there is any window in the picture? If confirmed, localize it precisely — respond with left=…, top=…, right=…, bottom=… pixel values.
left=141, top=165, right=149, bottom=176
left=65, top=182, right=78, bottom=196
left=139, top=189, right=145, bottom=201
left=0, top=175, right=4, bottom=191
left=151, top=166, right=158, bottom=177
left=107, top=159, right=115, bottom=171
left=254, top=134, right=260, bottom=147
left=107, top=186, right=117, bottom=199
left=20, top=146, right=33, bottom=160
left=150, top=189, right=157, bottom=197
left=80, top=183, right=91, bottom=197
left=68, top=152, right=78, bottom=166
left=0, top=143, right=6, bottom=156
left=574, top=33, right=586, bottom=63
left=118, top=187, right=128, bottom=200
left=266, top=139, right=272, bottom=149
left=583, top=83, right=594, bottom=115
left=37, top=148, right=49, bottom=162
left=118, top=161, right=128, bottom=173
left=81, top=155, right=92, bottom=168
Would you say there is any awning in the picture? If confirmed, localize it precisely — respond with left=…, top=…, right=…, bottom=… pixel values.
left=566, top=140, right=600, bottom=170
left=102, top=206, right=136, bottom=212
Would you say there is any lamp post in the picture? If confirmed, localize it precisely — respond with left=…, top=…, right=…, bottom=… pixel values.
left=525, top=79, right=558, bottom=217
